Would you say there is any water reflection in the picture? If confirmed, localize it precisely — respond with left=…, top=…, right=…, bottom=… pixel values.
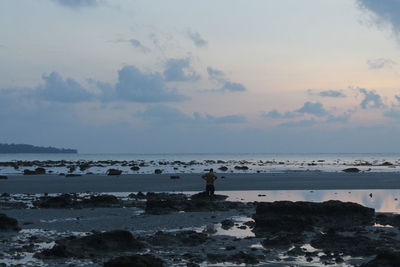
left=219, top=190, right=400, bottom=213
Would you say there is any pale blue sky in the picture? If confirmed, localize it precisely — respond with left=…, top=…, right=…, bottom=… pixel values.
left=1, top=0, right=400, bottom=153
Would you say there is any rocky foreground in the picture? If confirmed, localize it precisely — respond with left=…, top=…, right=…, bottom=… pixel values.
left=1, top=192, right=400, bottom=266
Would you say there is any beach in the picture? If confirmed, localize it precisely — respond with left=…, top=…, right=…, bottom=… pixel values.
left=2, top=171, right=400, bottom=266
left=2, top=172, right=400, bottom=194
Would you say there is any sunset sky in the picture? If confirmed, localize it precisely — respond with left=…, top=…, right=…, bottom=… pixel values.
left=1, top=0, right=400, bottom=153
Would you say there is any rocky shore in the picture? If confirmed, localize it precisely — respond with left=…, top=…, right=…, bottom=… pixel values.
left=2, top=190, right=400, bottom=266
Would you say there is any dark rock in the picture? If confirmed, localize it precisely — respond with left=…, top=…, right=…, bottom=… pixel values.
left=145, top=192, right=246, bottom=214
left=360, top=251, right=400, bottom=267
left=376, top=213, right=400, bottom=228
left=207, top=252, right=260, bottom=264
left=342, top=168, right=361, bottom=173
left=130, top=166, right=140, bottom=171
left=154, top=169, right=163, bottom=174
left=82, top=194, right=120, bottom=206
left=190, top=192, right=228, bottom=201
left=35, top=230, right=144, bottom=258
left=261, top=232, right=305, bottom=249
left=106, top=169, right=122, bottom=176
left=170, top=175, right=180, bottom=179
left=145, top=231, right=208, bottom=247
left=254, top=200, right=374, bottom=234
left=287, top=246, right=306, bottom=256
left=310, top=232, right=378, bottom=257
left=34, top=194, right=73, bottom=208
left=0, top=213, right=20, bottom=231
left=65, top=174, right=82, bottom=177
left=0, top=175, right=7, bottom=180
left=221, top=219, right=234, bottom=230
left=104, top=254, right=164, bottom=267
left=225, top=245, right=236, bottom=250
left=218, top=166, right=228, bottom=171
left=23, top=167, right=46, bottom=175
left=381, top=162, right=394, bottom=166
left=234, top=166, right=249, bottom=170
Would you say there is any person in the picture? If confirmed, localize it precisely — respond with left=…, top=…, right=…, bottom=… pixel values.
left=202, top=169, right=217, bottom=198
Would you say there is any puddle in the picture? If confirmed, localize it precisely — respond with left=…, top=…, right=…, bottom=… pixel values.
left=214, top=216, right=255, bottom=238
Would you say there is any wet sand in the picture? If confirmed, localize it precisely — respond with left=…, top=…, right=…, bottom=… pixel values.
left=2, top=172, right=400, bottom=194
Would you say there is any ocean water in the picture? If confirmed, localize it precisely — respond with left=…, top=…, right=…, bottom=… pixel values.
left=0, top=153, right=399, bottom=175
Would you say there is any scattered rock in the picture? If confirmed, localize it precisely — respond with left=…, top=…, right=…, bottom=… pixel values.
left=0, top=214, right=20, bottom=231
left=254, top=200, right=374, bottom=234
left=218, top=166, right=228, bottom=171
left=130, top=166, right=140, bottom=171
left=104, top=254, right=164, bottom=267
left=106, top=169, right=122, bottom=176
left=234, top=166, right=249, bottom=170
left=342, top=168, right=361, bottom=173
left=0, top=175, right=7, bottom=180
left=145, top=231, right=208, bottom=247
left=361, top=251, right=400, bottom=267
left=23, top=167, right=46, bottom=175
left=221, top=219, right=234, bottom=230
left=154, top=169, right=163, bottom=174
left=170, top=175, right=180, bottom=179
left=376, top=213, right=400, bottom=228
left=65, top=174, right=82, bottom=177
left=35, top=230, right=144, bottom=258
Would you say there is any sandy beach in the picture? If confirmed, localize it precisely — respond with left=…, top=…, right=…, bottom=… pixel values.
left=2, top=171, right=400, bottom=194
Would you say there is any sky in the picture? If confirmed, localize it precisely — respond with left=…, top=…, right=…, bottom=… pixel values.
left=1, top=0, right=400, bottom=153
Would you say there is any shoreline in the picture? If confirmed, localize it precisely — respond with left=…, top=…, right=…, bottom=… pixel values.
left=2, top=171, right=400, bottom=194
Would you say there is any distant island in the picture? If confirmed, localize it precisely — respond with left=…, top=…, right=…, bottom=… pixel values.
left=0, top=143, right=77, bottom=154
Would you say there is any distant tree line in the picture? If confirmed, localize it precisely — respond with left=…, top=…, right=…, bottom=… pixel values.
left=0, top=143, right=77, bottom=154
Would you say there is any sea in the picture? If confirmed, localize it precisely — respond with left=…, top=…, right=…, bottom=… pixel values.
left=0, top=153, right=400, bottom=175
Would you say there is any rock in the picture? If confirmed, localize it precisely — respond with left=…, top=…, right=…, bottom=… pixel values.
left=190, top=192, right=228, bottom=201
left=65, top=174, right=82, bottom=177
left=23, top=167, right=46, bottom=175
left=381, top=162, right=394, bottom=166
left=170, top=175, right=180, bottom=179
left=221, top=219, right=234, bottom=230
left=130, top=166, right=140, bottom=171
left=218, top=166, right=228, bottom=171
left=342, top=168, right=361, bottom=173
left=145, top=192, right=247, bottom=214
left=35, top=230, right=144, bottom=258
left=207, top=252, right=260, bottom=265
left=34, top=194, right=73, bottom=208
left=376, top=213, right=400, bottom=228
left=310, top=231, right=378, bottom=257
left=154, top=169, right=163, bottom=174
left=0, top=175, right=7, bottom=180
left=234, top=166, right=249, bottom=170
left=104, top=254, right=164, bottom=267
left=106, top=169, right=122, bottom=176
left=0, top=213, right=20, bottom=231
left=261, top=232, right=305, bottom=249
left=360, top=251, right=400, bottom=267
left=253, top=200, right=374, bottom=234
left=145, top=231, right=208, bottom=247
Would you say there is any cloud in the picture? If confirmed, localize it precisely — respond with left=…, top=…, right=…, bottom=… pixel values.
left=357, top=0, right=400, bottom=36
left=206, top=66, right=247, bottom=92
left=207, top=67, right=225, bottom=82
left=137, top=105, right=246, bottom=125
left=307, top=89, right=346, bottom=98
left=279, top=119, right=316, bottom=128
left=263, top=109, right=298, bottom=119
left=37, top=72, right=93, bottom=102
left=203, top=114, right=247, bottom=124
left=114, top=65, right=189, bottom=102
left=52, top=0, right=99, bottom=8
left=163, top=58, right=200, bottom=82
left=296, top=101, right=328, bottom=117
left=186, top=30, right=207, bottom=48
left=384, top=108, right=400, bottom=119
left=367, top=58, right=396, bottom=69
left=359, top=88, right=385, bottom=109
left=219, top=81, right=246, bottom=92
left=128, top=39, right=150, bottom=53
